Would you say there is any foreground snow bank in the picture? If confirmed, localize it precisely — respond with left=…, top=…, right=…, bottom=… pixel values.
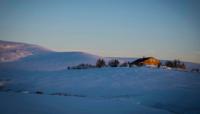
left=0, top=67, right=200, bottom=114
left=0, top=92, right=173, bottom=114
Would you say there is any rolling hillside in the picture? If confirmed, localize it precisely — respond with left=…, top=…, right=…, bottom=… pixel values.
left=0, top=40, right=99, bottom=71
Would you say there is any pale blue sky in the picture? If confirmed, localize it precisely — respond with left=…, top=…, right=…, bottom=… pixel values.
left=0, top=0, right=200, bottom=63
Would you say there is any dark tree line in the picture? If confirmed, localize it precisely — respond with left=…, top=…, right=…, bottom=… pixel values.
left=165, top=60, right=186, bottom=69
left=68, top=58, right=187, bottom=70
left=108, top=59, right=120, bottom=67
left=96, top=59, right=121, bottom=67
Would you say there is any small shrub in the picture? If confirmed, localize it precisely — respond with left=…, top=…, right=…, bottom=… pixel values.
left=35, top=91, right=43, bottom=94
left=120, top=62, right=129, bottom=67
left=157, top=62, right=161, bottom=68
left=108, top=59, right=120, bottom=67
left=69, top=64, right=95, bottom=69
left=165, top=61, right=174, bottom=68
left=191, top=68, right=200, bottom=72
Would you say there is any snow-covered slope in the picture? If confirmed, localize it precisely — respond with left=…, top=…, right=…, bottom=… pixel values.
left=0, top=40, right=99, bottom=71
left=0, top=51, right=99, bottom=71
left=0, top=40, right=200, bottom=114
left=0, top=40, right=51, bottom=62
left=0, top=68, right=199, bottom=114
left=1, top=40, right=199, bottom=71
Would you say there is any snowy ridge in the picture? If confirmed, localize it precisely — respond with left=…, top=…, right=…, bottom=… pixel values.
left=0, top=51, right=99, bottom=71
left=0, top=40, right=100, bottom=71
left=0, top=40, right=52, bottom=62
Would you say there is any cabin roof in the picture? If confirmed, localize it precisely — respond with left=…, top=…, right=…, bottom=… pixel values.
left=131, top=57, right=158, bottom=65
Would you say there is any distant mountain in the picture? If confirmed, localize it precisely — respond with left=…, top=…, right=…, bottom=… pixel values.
left=0, top=40, right=51, bottom=62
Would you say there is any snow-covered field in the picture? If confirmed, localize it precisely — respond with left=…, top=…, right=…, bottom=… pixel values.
left=0, top=67, right=200, bottom=114
left=0, top=40, right=200, bottom=114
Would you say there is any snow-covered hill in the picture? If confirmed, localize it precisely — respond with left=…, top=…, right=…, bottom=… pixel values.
left=0, top=51, right=99, bottom=71
left=0, top=40, right=99, bottom=71
left=0, top=40, right=199, bottom=71
left=0, top=40, right=200, bottom=114
left=0, top=40, right=51, bottom=62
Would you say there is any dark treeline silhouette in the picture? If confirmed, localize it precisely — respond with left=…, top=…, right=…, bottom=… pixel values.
left=165, top=60, right=186, bottom=69
left=68, top=64, right=95, bottom=70
left=68, top=58, right=187, bottom=71
left=191, top=68, right=200, bottom=73
left=119, top=62, right=129, bottom=67
left=108, top=59, right=120, bottom=67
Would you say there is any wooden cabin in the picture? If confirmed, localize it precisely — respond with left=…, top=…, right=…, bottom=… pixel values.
left=130, top=57, right=160, bottom=67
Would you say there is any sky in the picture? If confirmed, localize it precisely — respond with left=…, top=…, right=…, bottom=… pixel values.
left=0, top=0, right=200, bottom=63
